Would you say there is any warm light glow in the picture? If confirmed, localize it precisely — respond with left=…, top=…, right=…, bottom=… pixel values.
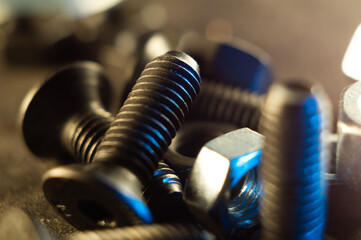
left=342, top=24, right=361, bottom=80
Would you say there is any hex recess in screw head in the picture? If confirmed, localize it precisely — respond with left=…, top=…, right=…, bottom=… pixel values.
left=258, top=81, right=332, bottom=240
left=43, top=51, right=201, bottom=230
left=20, top=62, right=113, bottom=164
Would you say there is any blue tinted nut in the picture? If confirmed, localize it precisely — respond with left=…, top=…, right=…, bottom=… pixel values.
left=183, top=128, right=263, bottom=239
left=177, top=32, right=273, bottom=93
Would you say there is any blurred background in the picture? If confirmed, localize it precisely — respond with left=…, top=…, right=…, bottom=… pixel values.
left=0, top=0, right=361, bottom=239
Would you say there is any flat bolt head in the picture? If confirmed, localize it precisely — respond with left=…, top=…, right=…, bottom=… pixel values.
left=42, top=163, right=153, bottom=230
left=20, top=62, right=112, bottom=159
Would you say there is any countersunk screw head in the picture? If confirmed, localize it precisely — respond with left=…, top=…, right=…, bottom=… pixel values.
left=43, top=51, right=201, bottom=230
left=20, top=62, right=112, bottom=163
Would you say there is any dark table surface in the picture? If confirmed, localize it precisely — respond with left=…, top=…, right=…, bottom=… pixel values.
left=1, top=1, right=361, bottom=239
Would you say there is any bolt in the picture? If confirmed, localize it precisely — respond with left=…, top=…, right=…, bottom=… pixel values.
left=258, top=81, right=332, bottom=239
left=42, top=51, right=201, bottom=230
left=188, top=81, right=264, bottom=131
left=184, top=128, right=264, bottom=239
left=20, top=62, right=113, bottom=164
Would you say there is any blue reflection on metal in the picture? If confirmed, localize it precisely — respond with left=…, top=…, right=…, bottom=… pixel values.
left=110, top=187, right=153, bottom=224
left=229, top=150, right=261, bottom=189
left=214, top=44, right=273, bottom=94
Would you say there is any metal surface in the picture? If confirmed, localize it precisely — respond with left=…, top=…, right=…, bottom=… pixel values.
left=143, top=161, right=191, bottom=222
left=20, top=62, right=113, bottom=163
left=337, top=81, right=361, bottom=191
left=164, top=121, right=237, bottom=183
left=184, top=128, right=264, bottom=239
left=258, top=80, right=332, bottom=239
left=42, top=51, right=201, bottom=230
left=177, top=32, right=273, bottom=94
left=188, top=81, right=264, bottom=131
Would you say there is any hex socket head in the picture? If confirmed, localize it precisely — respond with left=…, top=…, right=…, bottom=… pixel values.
left=20, top=62, right=112, bottom=159
left=43, top=163, right=153, bottom=230
left=183, top=128, right=264, bottom=238
left=337, top=81, right=361, bottom=190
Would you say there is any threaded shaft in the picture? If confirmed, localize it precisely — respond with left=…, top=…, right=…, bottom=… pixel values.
left=189, top=81, right=263, bottom=131
left=258, top=81, right=331, bottom=239
left=228, top=168, right=261, bottom=228
left=93, top=51, right=201, bottom=183
left=144, top=161, right=183, bottom=197
left=67, top=223, right=213, bottom=240
left=62, top=110, right=112, bottom=163
left=144, top=161, right=191, bottom=222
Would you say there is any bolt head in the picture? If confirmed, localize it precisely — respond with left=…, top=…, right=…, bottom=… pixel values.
left=183, top=128, right=264, bottom=238
left=42, top=163, right=153, bottom=230
left=20, top=62, right=112, bottom=159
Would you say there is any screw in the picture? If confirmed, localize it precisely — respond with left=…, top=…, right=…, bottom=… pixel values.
left=20, top=62, right=113, bottom=164
left=188, top=81, right=264, bottom=131
left=143, top=161, right=192, bottom=222
left=258, top=81, right=332, bottom=239
left=42, top=51, right=201, bottom=230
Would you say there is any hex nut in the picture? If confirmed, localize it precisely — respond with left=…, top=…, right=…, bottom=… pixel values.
left=177, top=32, right=273, bottom=93
left=183, top=128, right=264, bottom=239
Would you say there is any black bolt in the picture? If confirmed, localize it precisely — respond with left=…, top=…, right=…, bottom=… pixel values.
left=42, top=51, right=201, bottom=230
left=144, top=161, right=192, bottom=222
left=258, top=81, right=332, bottom=239
left=20, top=62, right=113, bottom=164
left=188, top=81, right=264, bottom=131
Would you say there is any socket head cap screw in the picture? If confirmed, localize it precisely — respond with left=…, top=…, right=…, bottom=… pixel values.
left=184, top=128, right=264, bottom=239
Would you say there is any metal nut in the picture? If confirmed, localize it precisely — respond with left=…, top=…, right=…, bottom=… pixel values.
left=184, top=128, right=264, bottom=239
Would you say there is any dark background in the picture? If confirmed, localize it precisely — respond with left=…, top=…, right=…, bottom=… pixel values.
left=1, top=0, right=361, bottom=239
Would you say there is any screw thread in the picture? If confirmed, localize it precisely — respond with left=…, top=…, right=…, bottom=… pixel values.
left=144, top=161, right=183, bottom=196
left=144, top=162, right=191, bottom=222
left=93, top=51, right=201, bottom=183
left=67, top=223, right=213, bottom=240
left=228, top=168, right=262, bottom=228
left=189, top=81, right=263, bottom=130
left=63, top=110, right=112, bottom=164
left=258, top=81, right=331, bottom=239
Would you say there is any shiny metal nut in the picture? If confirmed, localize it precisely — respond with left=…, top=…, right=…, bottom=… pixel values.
left=337, top=81, right=361, bottom=190
left=184, top=128, right=264, bottom=239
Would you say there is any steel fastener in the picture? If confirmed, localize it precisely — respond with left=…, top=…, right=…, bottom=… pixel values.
left=177, top=32, right=273, bottom=94
left=184, top=128, right=264, bottom=239
left=20, top=62, right=113, bottom=164
left=42, top=51, right=201, bottom=230
left=258, top=80, right=332, bottom=239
